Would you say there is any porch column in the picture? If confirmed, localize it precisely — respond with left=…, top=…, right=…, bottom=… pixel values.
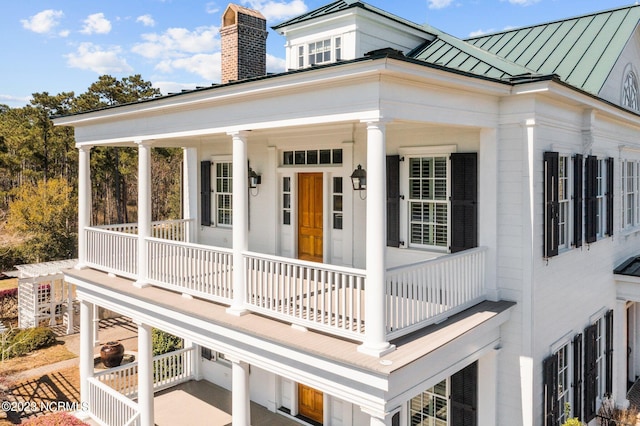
left=137, top=322, right=154, bottom=426
left=65, top=283, right=74, bottom=334
left=228, top=131, right=249, bottom=316
left=358, top=120, right=394, bottom=357
left=79, top=299, right=94, bottom=408
left=479, top=128, right=498, bottom=301
left=361, top=407, right=397, bottom=426
left=77, top=145, right=91, bottom=269
left=478, top=347, right=499, bottom=424
left=230, top=358, right=250, bottom=426
left=615, top=298, right=629, bottom=407
left=135, top=140, right=152, bottom=288
left=92, top=307, right=100, bottom=347
left=183, top=147, right=198, bottom=243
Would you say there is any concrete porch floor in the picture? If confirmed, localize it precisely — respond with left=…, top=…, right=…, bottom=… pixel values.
left=153, top=380, right=302, bottom=426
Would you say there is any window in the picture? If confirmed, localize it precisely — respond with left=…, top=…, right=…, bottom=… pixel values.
left=282, top=149, right=342, bottom=166
left=282, top=177, right=291, bottom=225
left=408, top=156, right=448, bottom=249
left=557, top=156, right=570, bottom=250
left=544, top=342, right=573, bottom=426
left=296, top=37, right=343, bottom=68
left=623, top=71, right=639, bottom=110
left=596, top=159, right=605, bottom=237
left=333, top=177, right=343, bottom=230
left=214, top=161, right=233, bottom=226
left=556, top=344, right=571, bottom=425
left=410, top=379, right=448, bottom=426
left=583, top=310, right=614, bottom=423
left=622, top=159, right=640, bottom=229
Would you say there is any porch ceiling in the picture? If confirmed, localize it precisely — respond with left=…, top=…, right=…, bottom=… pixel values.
left=65, top=267, right=513, bottom=408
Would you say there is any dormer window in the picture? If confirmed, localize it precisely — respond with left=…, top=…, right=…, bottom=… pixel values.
left=623, top=70, right=639, bottom=110
left=296, top=36, right=342, bottom=68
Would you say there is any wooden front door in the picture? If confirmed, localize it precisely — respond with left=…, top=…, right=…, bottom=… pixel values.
left=298, top=173, right=323, bottom=262
left=298, top=383, right=323, bottom=424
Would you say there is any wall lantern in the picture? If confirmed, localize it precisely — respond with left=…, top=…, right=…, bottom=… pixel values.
left=248, top=167, right=262, bottom=189
left=350, top=164, right=367, bottom=191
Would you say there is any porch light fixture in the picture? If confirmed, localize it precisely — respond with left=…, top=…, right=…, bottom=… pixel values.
left=350, top=165, right=367, bottom=191
left=248, top=167, right=262, bottom=189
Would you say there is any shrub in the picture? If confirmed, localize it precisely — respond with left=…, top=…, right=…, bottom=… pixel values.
left=22, top=412, right=89, bottom=425
left=152, top=328, right=183, bottom=356
left=2, top=327, right=57, bottom=359
left=0, top=288, right=17, bottom=299
left=562, top=418, right=583, bottom=426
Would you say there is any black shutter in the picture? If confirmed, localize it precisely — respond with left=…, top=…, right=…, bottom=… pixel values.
left=584, top=155, right=597, bottom=244
left=573, top=154, right=583, bottom=247
left=573, top=333, right=583, bottom=421
left=386, top=155, right=401, bottom=247
left=544, top=152, right=560, bottom=257
left=450, top=361, right=477, bottom=426
left=201, top=160, right=211, bottom=226
left=583, top=323, right=598, bottom=423
left=450, top=153, right=478, bottom=253
left=605, top=309, right=614, bottom=396
left=606, top=157, right=614, bottom=236
left=543, top=354, right=559, bottom=426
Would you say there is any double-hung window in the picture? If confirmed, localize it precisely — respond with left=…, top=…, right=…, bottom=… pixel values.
left=296, top=36, right=342, bottom=68
left=200, top=158, right=232, bottom=227
left=557, top=156, right=571, bottom=250
left=622, top=159, right=640, bottom=229
left=214, top=161, right=233, bottom=226
left=408, top=156, right=449, bottom=249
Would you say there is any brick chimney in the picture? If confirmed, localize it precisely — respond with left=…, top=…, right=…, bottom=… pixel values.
left=220, top=4, right=268, bottom=84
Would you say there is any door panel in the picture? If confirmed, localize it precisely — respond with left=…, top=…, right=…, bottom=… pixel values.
left=298, top=383, right=323, bottom=424
left=298, top=173, right=323, bottom=262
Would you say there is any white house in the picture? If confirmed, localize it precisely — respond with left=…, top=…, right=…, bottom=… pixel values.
left=53, top=2, right=640, bottom=425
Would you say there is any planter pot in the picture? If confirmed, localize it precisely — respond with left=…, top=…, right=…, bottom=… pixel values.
left=100, top=341, right=125, bottom=368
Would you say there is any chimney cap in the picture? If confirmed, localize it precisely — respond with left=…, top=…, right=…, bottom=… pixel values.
left=223, top=3, right=266, bottom=25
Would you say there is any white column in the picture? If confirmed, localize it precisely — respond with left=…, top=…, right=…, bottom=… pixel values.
left=76, top=145, right=92, bottom=269
left=65, top=283, right=74, bottom=335
left=137, top=322, right=154, bottom=426
left=362, top=407, right=396, bottom=426
left=479, top=128, right=499, bottom=301
left=135, top=140, right=152, bottom=288
left=231, top=358, right=250, bottom=426
left=358, top=120, right=394, bottom=357
left=184, top=339, right=202, bottom=380
left=478, top=347, right=499, bottom=424
left=615, top=299, right=629, bottom=407
left=183, top=147, right=198, bottom=243
left=79, top=299, right=94, bottom=408
left=227, top=131, right=249, bottom=316
left=92, top=306, right=100, bottom=347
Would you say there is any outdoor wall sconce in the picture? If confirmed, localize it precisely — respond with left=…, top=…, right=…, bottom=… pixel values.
left=248, top=167, right=262, bottom=189
left=350, top=164, right=367, bottom=191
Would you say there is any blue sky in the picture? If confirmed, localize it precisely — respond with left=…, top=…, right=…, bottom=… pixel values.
left=0, top=0, right=635, bottom=108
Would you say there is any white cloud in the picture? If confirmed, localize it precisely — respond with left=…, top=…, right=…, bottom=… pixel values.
left=132, top=26, right=219, bottom=59
left=21, top=9, right=64, bottom=34
left=81, top=13, right=112, bottom=35
left=59, top=29, right=70, bottom=37
left=155, top=53, right=220, bottom=81
left=136, top=14, right=156, bottom=27
left=504, top=0, right=540, bottom=5
left=468, top=29, right=494, bottom=37
left=0, top=94, right=31, bottom=106
left=428, top=0, right=454, bottom=10
left=206, top=2, right=220, bottom=14
left=266, top=54, right=286, bottom=74
left=241, top=0, right=308, bottom=22
left=65, top=42, right=133, bottom=74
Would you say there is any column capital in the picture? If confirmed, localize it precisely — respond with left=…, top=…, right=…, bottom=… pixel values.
left=77, top=144, right=93, bottom=152
left=361, top=118, right=392, bottom=127
left=135, top=139, right=153, bottom=147
left=227, top=130, right=251, bottom=139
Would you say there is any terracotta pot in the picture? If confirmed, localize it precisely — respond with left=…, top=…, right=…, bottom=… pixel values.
left=100, top=341, right=125, bottom=368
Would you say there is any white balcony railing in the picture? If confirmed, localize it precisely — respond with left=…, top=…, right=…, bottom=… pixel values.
left=83, top=221, right=487, bottom=342
left=385, top=246, right=487, bottom=340
left=146, top=238, right=233, bottom=304
left=98, top=219, right=191, bottom=242
left=87, top=377, right=140, bottom=426
left=93, top=347, right=196, bottom=398
left=244, top=251, right=366, bottom=341
left=85, top=228, right=138, bottom=280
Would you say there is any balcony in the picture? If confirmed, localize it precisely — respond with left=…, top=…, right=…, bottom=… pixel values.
left=81, top=220, right=488, bottom=343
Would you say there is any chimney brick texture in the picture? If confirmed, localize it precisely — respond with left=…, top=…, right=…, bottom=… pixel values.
left=221, top=5, right=268, bottom=84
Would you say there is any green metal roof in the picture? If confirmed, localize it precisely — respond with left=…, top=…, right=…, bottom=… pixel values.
left=464, top=5, right=640, bottom=95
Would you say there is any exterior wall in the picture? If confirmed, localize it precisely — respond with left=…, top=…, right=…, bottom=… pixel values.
left=599, top=26, right=640, bottom=111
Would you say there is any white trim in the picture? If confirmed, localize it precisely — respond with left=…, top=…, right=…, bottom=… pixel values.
left=398, top=144, right=457, bottom=156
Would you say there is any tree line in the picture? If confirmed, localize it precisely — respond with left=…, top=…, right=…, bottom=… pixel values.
left=0, top=75, right=182, bottom=269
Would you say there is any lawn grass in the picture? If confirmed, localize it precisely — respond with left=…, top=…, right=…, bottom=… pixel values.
left=0, top=342, right=77, bottom=378
left=0, top=278, right=17, bottom=291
